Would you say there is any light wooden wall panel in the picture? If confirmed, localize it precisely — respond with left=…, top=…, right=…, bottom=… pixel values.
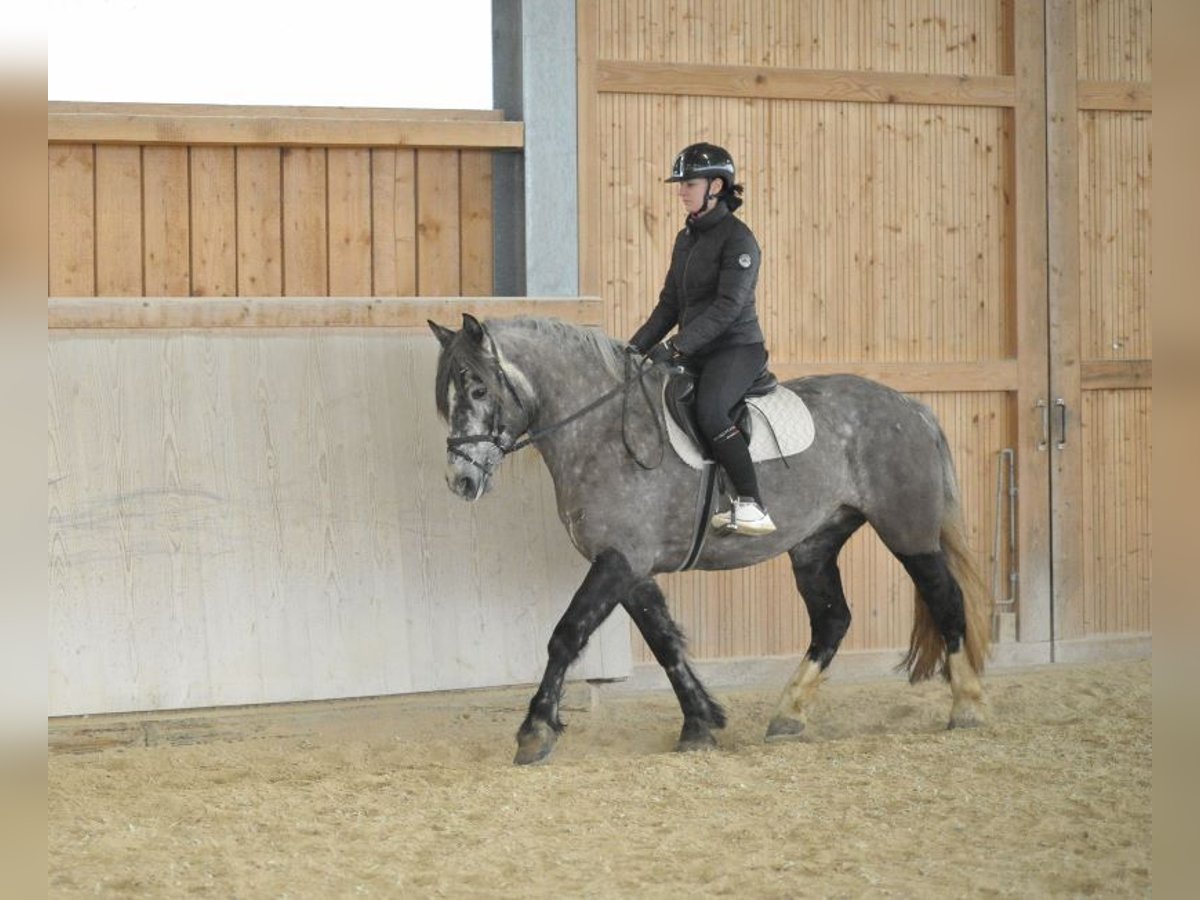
left=596, top=0, right=1008, bottom=76
left=600, top=94, right=1011, bottom=363
left=282, top=147, right=328, bottom=296
left=94, top=145, right=143, bottom=296
left=48, top=144, right=96, bottom=296
left=371, top=149, right=419, bottom=296
left=190, top=147, right=238, bottom=296
left=1078, top=110, right=1150, bottom=361
left=142, top=147, right=190, bottom=295
left=328, top=148, right=374, bottom=296
left=235, top=147, right=284, bottom=296
left=48, top=331, right=630, bottom=716
left=1077, top=389, right=1151, bottom=636
left=416, top=149, right=463, bottom=296
left=1076, top=0, right=1151, bottom=81
left=48, top=106, right=510, bottom=299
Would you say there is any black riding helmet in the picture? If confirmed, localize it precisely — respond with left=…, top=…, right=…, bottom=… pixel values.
left=665, top=143, right=742, bottom=211
left=665, top=143, right=735, bottom=184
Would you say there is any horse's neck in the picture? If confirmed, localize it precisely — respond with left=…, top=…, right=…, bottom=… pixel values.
left=503, top=330, right=630, bottom=443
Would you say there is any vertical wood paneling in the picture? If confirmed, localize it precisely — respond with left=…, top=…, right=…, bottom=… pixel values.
left=1078, top=110, right=1151, bottom=361
left=371, top=149, right=418, bottom=296
left=601, top=94, right=1010, bottom=364
left=416, top=149, right=462, bottom=295
left=142, top=147, right=190, bottom=295
left=327, top=148, right=373, bottom=296
left=1076, top=0, right=1151, bottom=81
left=236, top=147, right=283, bottom=296
left=459, top=150, right=494, bottom=296
left=1080, top=389, right=1151, bottom=635
left=48, top=144, right=95, bottom=296
left=281, top=147, right=328, bottom=296
left=49, top=119, right=497, bottom=299
left=189, top=147, right=237, bottom=296
left=597, top=0, right=1007, bottom=76
left=94, top=145, right=143, bottom=296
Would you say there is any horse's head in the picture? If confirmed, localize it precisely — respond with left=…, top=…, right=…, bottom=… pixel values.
left=429, top=314, right=531, bottom=501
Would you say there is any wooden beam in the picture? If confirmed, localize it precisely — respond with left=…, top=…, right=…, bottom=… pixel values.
left=772, top=361, right=1019, bottom=393
left=49, top=101, right=506, bottom=121
left=1081, top=359, right=1152, bottom=390
left=1077, top=80, right=1152, bottom=112
left=595, top=60, right=1017, bottom=108
left=48, top=104, right=524, bottom=149
left=47, top=297, right=605, bottom=330
left=1012, top=0, right=1053, bottom=644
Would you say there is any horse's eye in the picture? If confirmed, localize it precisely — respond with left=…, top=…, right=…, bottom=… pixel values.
left=469, top=385, right=487, bottom=402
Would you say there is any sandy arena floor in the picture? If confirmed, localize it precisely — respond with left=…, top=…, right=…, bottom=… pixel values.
left=48, top=658, right=1151, bottom=898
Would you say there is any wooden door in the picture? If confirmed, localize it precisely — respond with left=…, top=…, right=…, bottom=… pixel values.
left=1046, top=0, right=1152, bottom=655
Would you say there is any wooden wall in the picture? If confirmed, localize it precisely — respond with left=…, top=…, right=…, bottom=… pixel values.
left=48, top=104, right=519, bottom=299
left=47, top=104, right=633, bottom=716
left=578, top=0, right=1151, bottom=664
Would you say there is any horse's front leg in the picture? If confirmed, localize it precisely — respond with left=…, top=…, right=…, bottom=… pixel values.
left=514, top=548, right=631, bottom=765
left=622, top=578, right=726, bottom=752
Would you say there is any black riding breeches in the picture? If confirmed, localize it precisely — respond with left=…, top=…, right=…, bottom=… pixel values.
left=693, top=343, right=768, bottom=440
left=694, top=343, right=768, bottom=505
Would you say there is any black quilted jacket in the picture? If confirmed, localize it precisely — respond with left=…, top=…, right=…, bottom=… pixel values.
left=630, top=201, right=764, bottom=358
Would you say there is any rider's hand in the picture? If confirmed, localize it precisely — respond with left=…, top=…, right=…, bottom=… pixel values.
left=646, top=341, right=676, bottom=364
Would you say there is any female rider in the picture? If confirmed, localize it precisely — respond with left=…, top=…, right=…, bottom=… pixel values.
left=628, top=143, right=775, bottom=536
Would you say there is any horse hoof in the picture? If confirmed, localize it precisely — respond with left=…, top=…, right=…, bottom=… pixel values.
left=947, top=706, right=986, bottom=730
left=513, top=721, right=558, bottom=766
left=764, top=716, right=807, bottom=742
left=675, top=720, right=717, bottom=753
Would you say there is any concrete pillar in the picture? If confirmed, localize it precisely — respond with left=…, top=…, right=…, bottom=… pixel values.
left=491, top=0, right=578, bottom=296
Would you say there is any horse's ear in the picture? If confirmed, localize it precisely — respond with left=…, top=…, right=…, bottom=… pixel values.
left=460, top=313, right=486, bottom=341
left=428, top=319, right=456, bottom=349
left=461, top=313, right=486, bottom=344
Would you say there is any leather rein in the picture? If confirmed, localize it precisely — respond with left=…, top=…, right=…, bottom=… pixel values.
left=446, top=350, right=664, bottom=477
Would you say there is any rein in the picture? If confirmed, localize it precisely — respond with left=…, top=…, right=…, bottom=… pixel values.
left=447, top=350, right=665, bottom=473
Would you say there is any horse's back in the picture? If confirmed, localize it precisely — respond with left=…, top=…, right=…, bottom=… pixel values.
left=782, top=373, right=950, bottom=555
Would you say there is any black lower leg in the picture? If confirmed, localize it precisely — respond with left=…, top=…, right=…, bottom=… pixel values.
left=791, top=509, right=864, bottom=668
left=793, top=557, right=853, bottom=670
left=896, top=551, right=966, bottom=653
left=622, top=579, right=726, bottom=730
left=522, top=548, right=630, bottom=734
left=709, top=425, right=761, bottom=506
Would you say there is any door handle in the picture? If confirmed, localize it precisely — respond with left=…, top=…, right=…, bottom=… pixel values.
left=1054, top=398, right=1067, bottom=450
left=1035, top=399, right=1048, bottom=451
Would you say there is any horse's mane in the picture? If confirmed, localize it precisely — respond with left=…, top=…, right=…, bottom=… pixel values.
left=434, top=317, right=627, bottom=421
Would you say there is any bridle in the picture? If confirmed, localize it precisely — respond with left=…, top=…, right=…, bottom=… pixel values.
left=445, top=341, right=664, bottom=481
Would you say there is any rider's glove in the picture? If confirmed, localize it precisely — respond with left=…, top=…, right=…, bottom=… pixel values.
left=646, top=340, right=677, bottom=365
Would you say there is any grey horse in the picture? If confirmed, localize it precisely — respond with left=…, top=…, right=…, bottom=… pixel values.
left=430, top=314, right=990, bottom=765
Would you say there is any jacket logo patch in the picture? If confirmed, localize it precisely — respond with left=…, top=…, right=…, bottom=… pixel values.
left=737, top=253, right=752, bottom=269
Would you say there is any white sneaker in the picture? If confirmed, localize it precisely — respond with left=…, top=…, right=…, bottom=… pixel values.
left=711, top=497, right=777, bottom=535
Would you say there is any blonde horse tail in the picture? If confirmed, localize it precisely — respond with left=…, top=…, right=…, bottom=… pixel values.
left=901, top=432, right=992, bottom=683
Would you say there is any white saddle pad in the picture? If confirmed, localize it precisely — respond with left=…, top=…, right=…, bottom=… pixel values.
left=663, top=382, right=816, bottom=470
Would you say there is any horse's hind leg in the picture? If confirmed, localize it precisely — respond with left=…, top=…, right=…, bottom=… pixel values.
left=766, top=509, right=864, bottom=742
left=514, top=548, right=630, bottom=765
left=622, top=579, right=726, bottom=752
left=896, top=551, right=986, bottom=728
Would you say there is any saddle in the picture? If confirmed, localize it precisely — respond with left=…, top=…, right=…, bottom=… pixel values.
left=664, top=365, right=779, bottom=460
